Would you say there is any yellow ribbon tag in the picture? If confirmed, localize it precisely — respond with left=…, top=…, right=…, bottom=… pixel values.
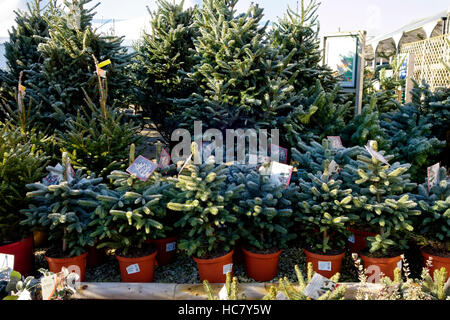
left=19, top=85, right=26, bottom=93
left=97, top=59, right=111, bottom=69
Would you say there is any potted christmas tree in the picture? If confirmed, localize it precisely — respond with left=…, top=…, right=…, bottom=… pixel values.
left=0, top=122, right=49, bottom=276
left=416, top=166, right=449, bottom=278
left=349, top=141, right=421, bottom=279
left=91, top=159, right=174, bottom=282
left=21, top=152, right=103, bottom=281
left=167, top=143, right=244, bottom=283
left=296, top=162, right=354, bottom=278
left=231, top=164, right=297, bottom=281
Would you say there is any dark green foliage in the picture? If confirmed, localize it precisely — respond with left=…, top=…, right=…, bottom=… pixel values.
left=291, top=138, right=362, bottom=183
left=21, top=153, right=105, bottom=257
left=270, top=0, right=336, bottom=91
left=409, top=81, right=450, bottom=166
left=344, top=141, right=420, bottom=256
left=0, top=0, right=50, bottom=119
left=90, top=167, right=176, bottom=255
left=0, top=122, right=50, bottom=242
left=132, top=0, right=198, bottom=142
left=27, top=0, right=133, bottom=128
left=341, top=95, right=390, bottom=150
left=167, top=143, right=244, bottom=258
left=380, top=105, right=445, bottom=183
left=175, top=0, right=273, bottom=132
left=57, top=90, right=143, bottom=179
left=229, top=163, right=297, bottom=251
left=416, top=167, right=450, bottom=252
left=296, top=167, right=354, bottom=253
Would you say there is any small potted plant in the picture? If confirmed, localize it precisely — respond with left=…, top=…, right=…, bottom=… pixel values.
left=349, top=141, right=421, bottom=279
left=232, top=165, right=296, bottom=282
left=91, top=165, right=174, bottom=282
left=415, top=166, right=449, bottom=278
left=0, top=122, right=50, bottom=276
left=296, top=163, right=354, bottom=278
left=167, top=143, right=244, bottom=283
left=21, top=153, right=103, bottom=281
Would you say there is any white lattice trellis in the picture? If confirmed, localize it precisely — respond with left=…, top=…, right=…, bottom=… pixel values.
left=401, top=34, right=450, bottom=90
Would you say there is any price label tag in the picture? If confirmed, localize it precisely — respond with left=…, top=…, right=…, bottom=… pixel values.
left=0, top=254, right=14, bottom=270
left=178, top=154, right=193, bottom=176
left=218, top=285, right=228, bottom=300
left=318, top=261, right=332, bottom=271
left=276, top=291, right=288, bottom=300
left=126, top=264, right=140, bottom=275
left=17, top=289, right=32, bottom=300
left=41, top=274, right=57, bottom=300
left=365, top=141, right=390, bottom=166
left=96, top=68, right=107, bottom=78
left=348, top=234, right=355, bottom=244
left=126, top=155, right=157, bottom=182
left=304, top=273, right=338, bottom=300
left=327, top=136, right=344, bottom=149
left=271, top=144, right=288, bottom=164
left=268, top=161, right=294, bottom=189
left=166, top=242, right=176, bottom=252
left=397, top=260, right=402, bottom=271
left=427, top=163, right=440, bottom=192
left=223, top=263, right=233, bottom=275
left=159, top=148, right=171, bottom=168
left=328, top=160, right=341, bottom=176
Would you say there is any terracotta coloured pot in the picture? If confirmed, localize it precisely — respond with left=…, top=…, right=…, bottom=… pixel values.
left=421, top=249, right=450, bottom=280
left=347, top=227, right=377, bottom=254
left=360, top=253, right=403, bottom=282
left=242, top=248, right=282, bottom=282
left=0, top=237, right=34, bottom=276
left=147, top=236, right=178, bottom=266
left=304, top=249, right=345, bottom=279
left=116, top=250, right=158, bottom=283
left=193, top=250, right=234, bottom=283
left=45, top=252, right=88, bottom=282
left=33, top=230, right=48, bottom=248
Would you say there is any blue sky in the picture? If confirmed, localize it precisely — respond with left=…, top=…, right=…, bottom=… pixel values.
left=1, top=0, right=449, bottom=39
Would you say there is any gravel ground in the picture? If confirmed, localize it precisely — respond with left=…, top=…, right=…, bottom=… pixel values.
left=34, top=246, right=361, bottom=284
left=34, top=242, right=425, bottom=284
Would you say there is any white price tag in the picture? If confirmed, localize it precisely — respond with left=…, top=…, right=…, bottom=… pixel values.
left=318, top=261, right=332, bottom=271
left=397, top=260, right=402, bottom=271
left=328, top=160, right=341, bottom=176
left=276, top=291, right=288, bottom=300
left=304, top=273, right=338, bottom=300
left=17, top=289, right=32, bottom=300
left=0, top=254, right=14, bottom=269
left=41, top=274, right=57, bottom=300
left=126, top=264, right=140, bottom=275
left=166, top=242, right=176, bottom=252
left=223, top=263, right=233, bottom=275
left=218, top=285, right=228, bottom=300
left=348, top=234, right=355, bottom=244
left=365, top=141, right=390, bottom=166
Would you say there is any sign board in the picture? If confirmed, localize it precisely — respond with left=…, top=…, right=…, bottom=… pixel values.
left=324, top=35, right=359, bottom=88
left=323, top=31, right=366, bottom=115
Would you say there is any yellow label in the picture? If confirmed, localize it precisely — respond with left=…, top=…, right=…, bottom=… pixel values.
left=97, top=59, right=111, bottom=68
left=19, top=85, right=26, bottom=93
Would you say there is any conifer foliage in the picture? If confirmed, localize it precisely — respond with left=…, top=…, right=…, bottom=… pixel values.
left=167, top=143, right=245, bottom=258
left=343, top=141, right=421, bottom=256
left=29, top=0, right=133, bottom=127
left=132, top=0, right=198, bottom=142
